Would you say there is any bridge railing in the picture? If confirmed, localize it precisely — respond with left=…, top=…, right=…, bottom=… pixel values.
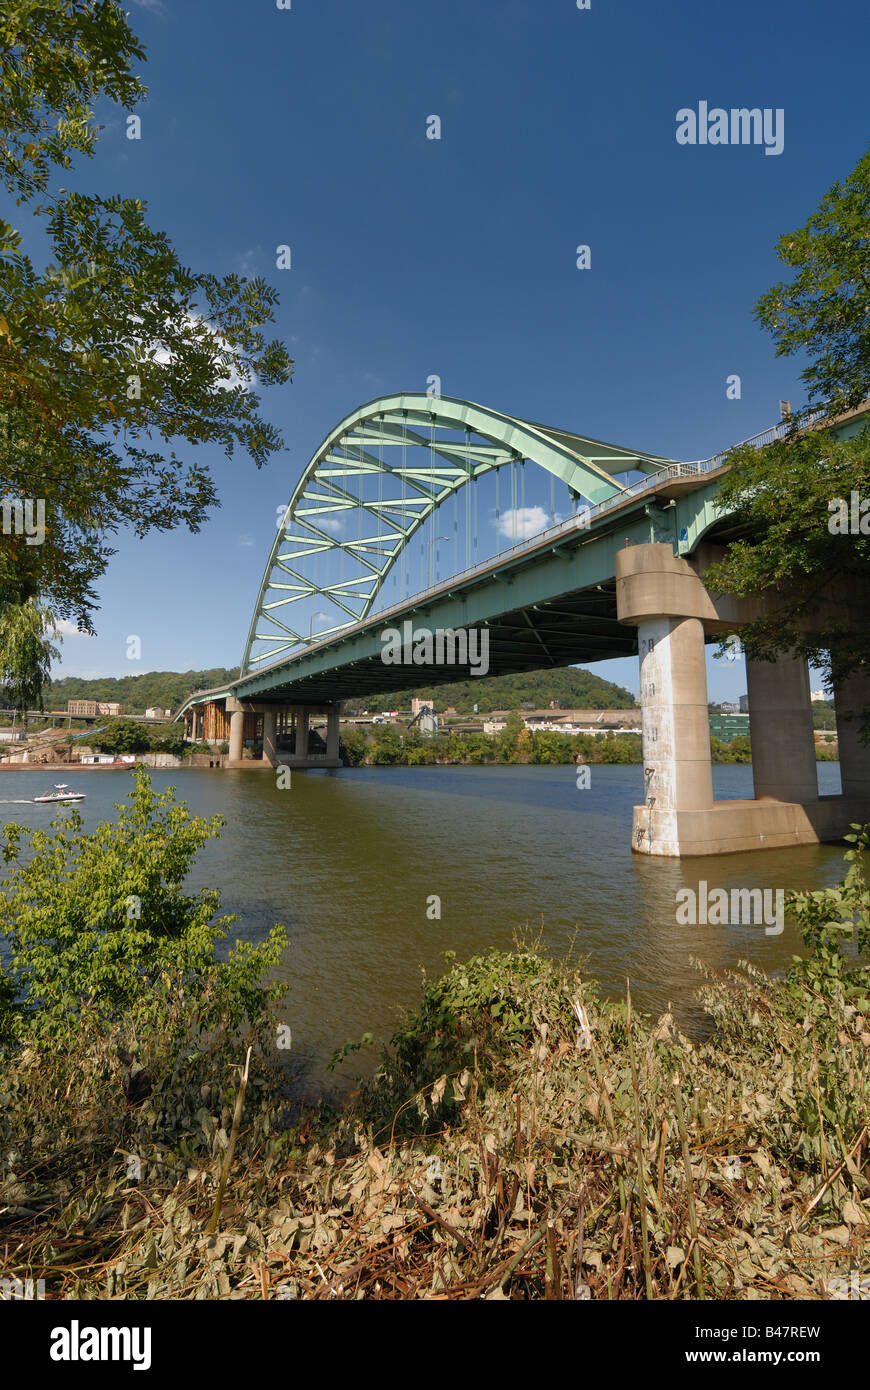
left=682, top=408, right=827, bottom=471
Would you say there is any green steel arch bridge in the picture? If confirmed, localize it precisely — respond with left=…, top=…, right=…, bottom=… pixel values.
left=175, top=393, right=870, bottom=857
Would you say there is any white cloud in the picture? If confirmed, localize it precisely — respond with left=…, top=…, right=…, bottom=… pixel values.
left=237, top=248, right=262, bottom=278
left=237, top=534, right=254, bottom=547
left=53, top=619, right=93, bottom=640
left=494, top=506, right=550, bottom=540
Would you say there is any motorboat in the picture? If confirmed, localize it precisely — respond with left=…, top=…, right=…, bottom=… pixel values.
left=33, top=783, right=86, bottom=804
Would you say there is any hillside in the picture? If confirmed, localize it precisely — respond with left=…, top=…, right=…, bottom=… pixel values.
left=43, top=664, right=636, bottom=716
left=43, top=668, right=239, bottom=716
left=351, top=666, right=637, bottom=714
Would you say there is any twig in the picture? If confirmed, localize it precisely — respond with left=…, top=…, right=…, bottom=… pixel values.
left=672, top=1069, right=704, bottom=1299
left=626, top=981, right=654, bottom=1300
left=206, top=1046, right=252, bottom=1236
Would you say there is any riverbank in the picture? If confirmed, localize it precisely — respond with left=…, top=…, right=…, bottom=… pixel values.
left=1, top=769, right=865, bottom=1300
left=1, top=944, right=867, bottom=1300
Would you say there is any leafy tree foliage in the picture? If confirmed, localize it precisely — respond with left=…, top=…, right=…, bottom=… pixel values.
left=705, top=148, right=870, bottom=700
left=0, top=2, right=292, bottom=688
left=0, top=766, right=287, bottom=1045
left=755, top=148, right=870, bottom=416
left=705, top=424, right=870, bottom=689
left=0, top=596, right=59, bottom=710
left=0, top=1, right=145, bottom=201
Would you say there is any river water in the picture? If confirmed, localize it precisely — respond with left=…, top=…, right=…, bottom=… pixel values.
left=0, top=762, right=849, bottom=1091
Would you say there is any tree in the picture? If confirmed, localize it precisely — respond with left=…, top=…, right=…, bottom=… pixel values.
left=755, top=148, right=870, bottom=416
left=704, top=427, right=870, bottom=688
left=704, top=148, right=870, bottom=705
left=0, top=596, right=59, bottom=710
left=89, top=716, right=151, bottom=754
left=0, top=3, right=292, bottom=687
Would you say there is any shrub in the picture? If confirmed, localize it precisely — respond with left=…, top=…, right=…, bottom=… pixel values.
left=0, top=765, right=287, bottom=1048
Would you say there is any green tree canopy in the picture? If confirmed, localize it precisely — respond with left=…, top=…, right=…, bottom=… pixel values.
left=755, top=148, right=870, bottom=416
left=705, top=147, right=870, bottom=704
left=0, top=2, right=292, bottom=693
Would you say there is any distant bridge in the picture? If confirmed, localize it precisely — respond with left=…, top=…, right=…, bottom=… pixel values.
left=175, top=394, right=870, bottom=857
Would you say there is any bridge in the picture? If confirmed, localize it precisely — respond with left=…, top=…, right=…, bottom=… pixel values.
left=175, top=393, right=870, bottom=857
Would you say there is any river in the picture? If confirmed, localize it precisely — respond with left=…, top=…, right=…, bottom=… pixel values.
left=0, top=761, right=850, bottom=1092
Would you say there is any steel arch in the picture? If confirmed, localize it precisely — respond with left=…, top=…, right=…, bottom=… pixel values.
left=241, top=393, right=674, bottom=673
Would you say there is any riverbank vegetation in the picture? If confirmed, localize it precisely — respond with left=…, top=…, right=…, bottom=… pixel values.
left=0, top=770, right=867, bottom=1299
left=86, top=718, right=208, bottom=758
left=340, top=720, right=646, bottom=767
left=340, top=723, right=836, bottom=768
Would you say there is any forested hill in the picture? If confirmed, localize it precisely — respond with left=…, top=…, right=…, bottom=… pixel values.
left=43, top=664, right=636, bottom=716
left=44, top=669, right=239, bottom=716
left=356, top=667, right=636, bottom=714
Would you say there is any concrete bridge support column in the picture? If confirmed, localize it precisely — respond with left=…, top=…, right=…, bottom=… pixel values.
left=636, top=615, right=713, bottom=856
left=746, top=653, right=818, bottom=803
left=227, top=699, right=245, bottom=763
left=326, top=704, right=341, bottom=762
left=834, top=669, right=870, bottom=804
left=297, top=707, right=309, bottom=760
left=262, top=708, right=278, bottom=767
left=618, top=541, right=863, bottom=854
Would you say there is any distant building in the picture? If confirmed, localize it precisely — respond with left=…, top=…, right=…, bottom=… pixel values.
left=709, top=713, right=750, bottom=743
left=410, top=697, right=434, bottom=717
left=67, top=699, right=97, bottom=718
left=739, top=694, right=749, bottom=713
left=144, top=707, right=162, bottom=719
left=810, top=690, right=828, bottom=702
left=98, top=701, right=121, bottom=716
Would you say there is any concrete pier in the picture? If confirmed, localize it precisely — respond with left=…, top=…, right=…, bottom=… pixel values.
left=618, top=543, right=869, bottom=856
left=635, top=614, right=713, bottom=856
left=227, top=699, right=245, bottom=763
left=746, top=653, right=818, bottom=804
left=218, top=697, right=342, bottom=770
left=834, top=669, right=870, bottom=802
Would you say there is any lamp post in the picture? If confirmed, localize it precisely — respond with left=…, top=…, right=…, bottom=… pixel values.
left=308, top=610, right=328, bottom=643
left=426, top=535, right=449, bottom=589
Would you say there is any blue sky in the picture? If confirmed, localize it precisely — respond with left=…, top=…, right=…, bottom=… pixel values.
left=42, top=0, right=868, bottom=700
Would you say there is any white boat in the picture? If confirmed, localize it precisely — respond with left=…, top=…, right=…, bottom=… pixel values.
left=33, top=783, right=86, bottom=804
